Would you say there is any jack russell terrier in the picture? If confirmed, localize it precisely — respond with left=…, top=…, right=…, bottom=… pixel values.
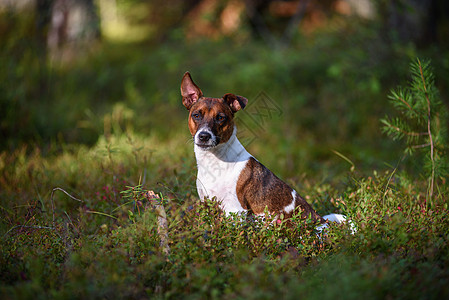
left=181, top=72, right=347, bottom=227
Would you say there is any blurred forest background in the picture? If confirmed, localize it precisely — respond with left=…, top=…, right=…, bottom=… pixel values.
left=2, top=1, right=449, bottom=298
left=1, top=0, right=449, bottom=178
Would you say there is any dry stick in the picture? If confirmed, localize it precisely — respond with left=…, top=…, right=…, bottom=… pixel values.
left=147, top=191, right=170, bottom=257
left=418, top=59, right=435, bottom=206
left=4, top=188, right=82, bottom=238
left=146, top=190, right=170, bottom=295
left=50, top=187, right=83, bottom=226
left=155, top=204, right=170, bottom=256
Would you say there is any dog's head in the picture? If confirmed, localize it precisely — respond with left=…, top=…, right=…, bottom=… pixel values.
left=181, top=72, right=248, bottom=149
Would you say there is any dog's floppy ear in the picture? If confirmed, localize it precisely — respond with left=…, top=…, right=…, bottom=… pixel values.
left=181, top=72, right=203, bottom=110
left=223, top=93, right=248, bottom=113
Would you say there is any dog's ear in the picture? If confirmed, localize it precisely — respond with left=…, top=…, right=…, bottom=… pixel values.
left=181, top=72, right=203, bottom=110
left=223, top=93, right=248, bottom=113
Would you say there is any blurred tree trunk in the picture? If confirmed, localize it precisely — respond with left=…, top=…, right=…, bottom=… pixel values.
left=35, top=0, right=54, bottom=94
left=36, top=0, right=53, bottom=59
left=244, top=0, right=275, bottom=43
left=280, top=0, right=311, bottom=46
left=47, top=0, right=100, bottom=61
left=377, top=0, right=448, bottom=47
left=243, top=0, right=336, bottom=47
left=150, top=0, right=201, bottom=42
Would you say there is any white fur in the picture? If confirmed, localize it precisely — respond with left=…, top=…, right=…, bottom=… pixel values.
left=195, top=127, right=252, bottom=214
left=194, top=126, right=216, bottom=148
left=316, top=213, right=356, bottom=234
left=322, top=213, right=347, bottom=223
left=284, top=190, right=297, bottom=214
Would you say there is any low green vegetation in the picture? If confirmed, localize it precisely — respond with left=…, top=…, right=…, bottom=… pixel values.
left=1, top=13, right=449, bottom=299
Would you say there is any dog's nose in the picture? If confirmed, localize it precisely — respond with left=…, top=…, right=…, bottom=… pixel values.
left=198, top=131, right=211, bottom=142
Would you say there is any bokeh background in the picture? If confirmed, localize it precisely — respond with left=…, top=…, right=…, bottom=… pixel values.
left=1, top=1, right=449, bottom=298
left=1, top=0, right=449, bottom=180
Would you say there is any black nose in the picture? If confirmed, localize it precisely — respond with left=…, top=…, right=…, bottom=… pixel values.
left=198, top=131, right=211, bottom=142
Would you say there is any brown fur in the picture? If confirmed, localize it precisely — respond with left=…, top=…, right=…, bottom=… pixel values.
left=236, top=159, right=323, bottom=222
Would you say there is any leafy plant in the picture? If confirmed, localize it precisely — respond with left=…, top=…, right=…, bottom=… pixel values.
left=381, top=58, right=448, bottom=205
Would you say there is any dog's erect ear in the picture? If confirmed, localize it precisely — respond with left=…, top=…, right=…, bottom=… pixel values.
left=181, top=72, right=203, bottom=110
left=223, top=93, right=248, bottom=113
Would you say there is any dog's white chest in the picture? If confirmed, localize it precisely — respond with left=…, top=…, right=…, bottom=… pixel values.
left=194, top=135, right=251, bottom=214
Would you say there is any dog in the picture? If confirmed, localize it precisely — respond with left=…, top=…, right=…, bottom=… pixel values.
left=181, top=71, right=327, bottom=224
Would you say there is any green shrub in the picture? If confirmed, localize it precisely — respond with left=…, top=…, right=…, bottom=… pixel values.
left=382, top=58, right=448, bottom=205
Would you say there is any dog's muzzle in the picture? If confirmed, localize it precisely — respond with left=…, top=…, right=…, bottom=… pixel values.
left=194, top=128, right=218, bottom=149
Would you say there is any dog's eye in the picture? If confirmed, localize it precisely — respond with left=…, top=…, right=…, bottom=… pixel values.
left=216, top=114, right=226, bottom=123
left=192, top=112, right=202, bottom=120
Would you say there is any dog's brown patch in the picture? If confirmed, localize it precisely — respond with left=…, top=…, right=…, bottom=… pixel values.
left=236, top=157, right=323, bottom=222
